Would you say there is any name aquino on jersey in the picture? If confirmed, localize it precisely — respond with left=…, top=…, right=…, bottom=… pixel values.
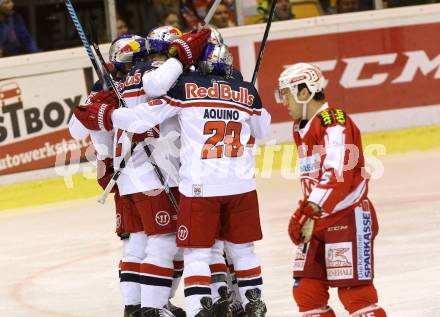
left=203, top=108, right=240, bottom=120
left=185, top=82, right=255, bottom=106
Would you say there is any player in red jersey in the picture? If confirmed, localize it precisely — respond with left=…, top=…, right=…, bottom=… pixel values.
left=277, top=63, right=387, bottom=317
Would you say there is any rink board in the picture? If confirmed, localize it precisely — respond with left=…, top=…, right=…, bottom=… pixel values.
left=1, top=4, right=440, bottom=177
left=1, top=124, right=440, bottom=211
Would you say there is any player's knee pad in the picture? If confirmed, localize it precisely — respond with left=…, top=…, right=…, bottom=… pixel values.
left=224, top=242, right=254, bottom=259
left=184, top=248, right=212, bottom=265
left=174, top=247, right=184, bottom=262
left=351, top=305, right=386, bottom=317
left=301, top=306, right=336, bottom=317
left=338, top=284, right=380, bottom=314
left=123, top=231, right=147, bottom=260
left=292, top=278, right=330, bottom=312
left=183, top=248, right=212, bottom=277
left=211, top=240, right=225, bottom=263
left=145, top=233, right=178, bottom=260
left=224, top=242, right=260, bottom=269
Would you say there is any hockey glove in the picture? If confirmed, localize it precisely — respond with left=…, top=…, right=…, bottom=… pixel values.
left=288, top=200, right=322, bottom=245
left=131, top=127, right=160, bottom=143
left=168, top=29, right=211, bottom=66
left=73, top=102, right=115, bottom=131
left=97, top=157, right=116, bottom=191
left=89, top=90, right=119, bottom=106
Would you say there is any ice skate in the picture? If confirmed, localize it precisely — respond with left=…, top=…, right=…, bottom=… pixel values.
left=165, top=300, right=186, bottom=317
left=139, top=307, right=175, bottom=317
left=244, top=289, right=266, bottom=317
left=213, top=286, right=232, bottom=317
left=229, top=300, right=245, bottom=317
left=195, top=297, right=214, bottom=317
left=124, top=304, right=141, bottom=317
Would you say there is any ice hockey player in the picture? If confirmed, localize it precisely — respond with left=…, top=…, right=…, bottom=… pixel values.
left=277, top=63, right=387, bottom=317
left=123, top=26, right=248, bottom=317
left=142, top=26, right=242, bottom=317
left=116, top=25, right=185, bottom=317
left=72, top=42, right=271, bottom=317
left=74, top=28, right=212, bottom=317
left=67, top=34, right=150, bottom=317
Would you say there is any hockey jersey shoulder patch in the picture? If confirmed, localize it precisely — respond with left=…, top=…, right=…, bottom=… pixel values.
left=333, top=109, right=347, bottom=125
left=318, top=109, right=347, bottom=127
left=318, top=109, right=334, bottom=127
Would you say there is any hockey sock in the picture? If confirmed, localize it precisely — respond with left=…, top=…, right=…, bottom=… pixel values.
left=140, top=234, right=177, bottom=309
left=210, top=240, right=228, bottom=304
left=225, top=242, right=264, bottom=308
left=120, top=261, right=142, bottom=305
left=170, top=259, right=184, bottom=299
left=170, top=247, right=184, bottom=299
left=120, top=232, right=147, bottom=306
left=338, top=284, right=384, bottom=315
left=225, top=251, right=241, bottom=303
left=183, top=248, right=213, bottom=317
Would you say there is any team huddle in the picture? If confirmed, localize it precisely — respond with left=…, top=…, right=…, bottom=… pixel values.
left=69, top=26, right=270, bottom=317
left=69, top=23, right=387, bottom=317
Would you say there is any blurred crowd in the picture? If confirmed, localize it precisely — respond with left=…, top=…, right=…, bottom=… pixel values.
left=1, top=0, right=440, bottom=58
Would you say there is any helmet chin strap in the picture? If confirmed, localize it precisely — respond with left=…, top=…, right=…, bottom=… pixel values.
left=290, top=86, right=315, bottom=120
left=301, top=102, right=308, bottom=120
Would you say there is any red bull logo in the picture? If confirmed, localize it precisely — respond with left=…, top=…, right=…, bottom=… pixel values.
left=169, top=28, right=182, bottom=36
left=120, top=41, right=140, bottom=53
left=208, top=53, right=218, bottom=60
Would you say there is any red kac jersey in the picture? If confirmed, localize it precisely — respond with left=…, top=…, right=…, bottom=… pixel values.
left=293, top=103, right=369, bottom=229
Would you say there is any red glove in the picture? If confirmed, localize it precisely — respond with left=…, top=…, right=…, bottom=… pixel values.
left=89, top=90, right=119, bottom=105
left=73, top=102, right=115, bottom=131
left=168, top=29, right=211, bottom=66
left=130, top=126, right=160, bottom=142
left=288, top=200, right=322, bottom=245
left=97, top=157, right=116, bottom=191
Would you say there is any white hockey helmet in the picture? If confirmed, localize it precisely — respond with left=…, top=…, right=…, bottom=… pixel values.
left=278, top=62, right=325, bottom=105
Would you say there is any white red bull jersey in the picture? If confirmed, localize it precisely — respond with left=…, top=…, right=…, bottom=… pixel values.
left=293, top=103, right=369, bottom=229
left=115, top=60, right=181, bottom=195
left=111, top=71, right=271, bottom=197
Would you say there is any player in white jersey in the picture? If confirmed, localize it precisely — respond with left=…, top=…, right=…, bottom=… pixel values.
left=67, top=34, right=150, bottom=317
left=115, top=26, right=184, bottom=317
left=73, top=42, right=271, bottom=317
left=74, top=27, right=212, bottom=317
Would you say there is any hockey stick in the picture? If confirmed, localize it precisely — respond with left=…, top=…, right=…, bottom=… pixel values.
left=251, top=0, right=278, bottom=85
left=301, top=219, right=314, bottom=253
left=93, top=0, right=221, bottom=207
left=204, top=0, right=222, bottom=25
left=66, top=0, right=178, bottom=210
left=65, top=0, right=108, bottom=90
left=65, top=0, right=133, bottom=201
left=90, top=39, right=178, bottom=211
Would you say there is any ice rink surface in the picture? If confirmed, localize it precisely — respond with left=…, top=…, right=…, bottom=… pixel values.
left=1, top=150, right=439, bottom=317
